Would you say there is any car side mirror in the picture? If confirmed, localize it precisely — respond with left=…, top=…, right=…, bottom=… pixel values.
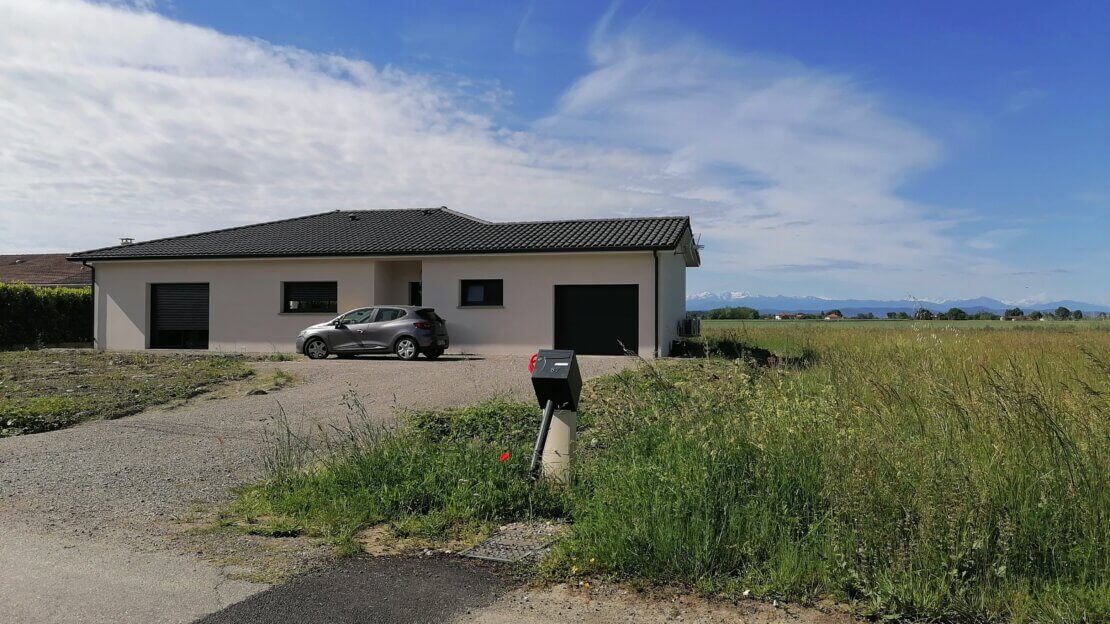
left=333, top=321, right=346, bottom=328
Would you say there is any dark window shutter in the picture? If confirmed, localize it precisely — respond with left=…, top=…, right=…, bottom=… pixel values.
left=151, top=284, right=209, bottom=331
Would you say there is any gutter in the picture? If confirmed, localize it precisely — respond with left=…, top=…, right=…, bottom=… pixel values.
left=653, top=250, right=659, bottom=357
left=66, top=244, right=682, bottom=263
left=82, top=261, right=95, bottom=349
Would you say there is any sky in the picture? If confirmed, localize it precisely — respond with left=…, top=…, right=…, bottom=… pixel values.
left=0, top=0, right=1107, bottom=304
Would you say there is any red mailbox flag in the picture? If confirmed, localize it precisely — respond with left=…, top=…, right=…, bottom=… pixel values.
left=528, top=353, right=539, bottom=373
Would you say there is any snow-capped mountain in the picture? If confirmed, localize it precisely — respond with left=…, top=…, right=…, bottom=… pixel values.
left=685, top=292, right=1110, bottom=315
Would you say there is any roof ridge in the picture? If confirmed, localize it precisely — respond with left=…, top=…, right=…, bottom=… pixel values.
left=493, top=215, right=689, bottom=226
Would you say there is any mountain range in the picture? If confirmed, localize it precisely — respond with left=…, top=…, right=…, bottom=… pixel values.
left=686, top=292, right=1110, bottom=316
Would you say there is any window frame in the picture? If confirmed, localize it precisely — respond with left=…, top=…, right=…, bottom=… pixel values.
left=373, top=307, right=407, bottom=322
left=282, top=281, right=338, bottom=314
left=459, top=279, right=504, bottom=307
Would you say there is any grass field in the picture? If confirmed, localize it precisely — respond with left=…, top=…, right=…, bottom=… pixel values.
left=0, top=350, right=252, bottom=436
left=233, top=322, right=1108, bottom=623
left=703, top=317, right=1110, bottom=330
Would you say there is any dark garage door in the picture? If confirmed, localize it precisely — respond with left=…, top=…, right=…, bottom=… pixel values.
left=554, top=285, right=638, bottom=355
left=150, top=283, right=209, bottom=349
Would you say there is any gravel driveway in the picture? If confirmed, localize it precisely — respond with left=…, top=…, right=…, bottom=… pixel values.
left=0, top=353, right=634, bottom=623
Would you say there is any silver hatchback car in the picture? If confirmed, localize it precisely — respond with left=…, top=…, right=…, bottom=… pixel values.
left=296, top=306, right=449, bottom=360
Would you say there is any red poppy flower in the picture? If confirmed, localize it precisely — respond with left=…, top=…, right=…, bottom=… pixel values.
left=499, top=451, right=510, bottom=462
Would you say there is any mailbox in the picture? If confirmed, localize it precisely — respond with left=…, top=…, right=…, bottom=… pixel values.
left=530, top=349, right=582, bottom=411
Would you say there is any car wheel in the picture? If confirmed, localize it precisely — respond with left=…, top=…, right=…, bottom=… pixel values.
left=304, top=338, right=329, bottom=360
left=395, top=337, right=418, bottom=361
left=424, top=348, right=443, bottom=360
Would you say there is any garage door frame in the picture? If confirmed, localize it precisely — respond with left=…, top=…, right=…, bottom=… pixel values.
left=553, top=284, right=639, bottom=356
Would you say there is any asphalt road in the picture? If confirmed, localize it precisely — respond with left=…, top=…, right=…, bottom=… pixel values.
left=197, top=556, right=508, bottom=624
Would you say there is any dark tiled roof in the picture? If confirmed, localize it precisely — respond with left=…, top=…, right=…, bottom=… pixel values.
left=0, top=254, right=92, bottom=286
left=69, top=208, right=693, bottom=261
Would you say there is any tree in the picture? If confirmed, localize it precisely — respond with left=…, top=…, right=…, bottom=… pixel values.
left=1055, top=306, right=1071, bottom=320
left=914, top=308, right=934, bottom=320
left=704, top=306, right=760, bottom=320
left=1072, top=309, right=1083, bottom=320
left=946, top=307, right=968, bottom=320
left=975, top=311, right=1000, bottom=321
left=1005, top=307, right=1024, bottom=318
left=1030, top=310, right=1043, bottom=320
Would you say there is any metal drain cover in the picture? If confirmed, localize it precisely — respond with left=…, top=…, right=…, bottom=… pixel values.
left=460, top=522, right=565, bottom=563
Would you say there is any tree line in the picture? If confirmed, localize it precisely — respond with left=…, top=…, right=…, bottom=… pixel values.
left=694, top=305, right=1105, bottom=321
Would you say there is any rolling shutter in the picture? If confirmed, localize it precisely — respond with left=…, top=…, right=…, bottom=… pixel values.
left=151, top=284, right=209, bottom=330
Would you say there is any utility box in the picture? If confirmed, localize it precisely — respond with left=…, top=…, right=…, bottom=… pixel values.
left=530, top=349, right=582, bottom=411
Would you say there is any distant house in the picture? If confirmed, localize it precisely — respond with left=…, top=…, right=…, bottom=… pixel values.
left=0, top=254, right=91, bottom=288
left=824, top=312, right=843, bottom=320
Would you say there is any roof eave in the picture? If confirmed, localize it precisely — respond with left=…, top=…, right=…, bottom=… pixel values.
left=67, top=245, right=682, bottom=263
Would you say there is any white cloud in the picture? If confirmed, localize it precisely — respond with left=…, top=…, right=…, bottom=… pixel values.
left=0, top=0, right=1003, bottom=298
left=0, top=0, right=671, bottom=252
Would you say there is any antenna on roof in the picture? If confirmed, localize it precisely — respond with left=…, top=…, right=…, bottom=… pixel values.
left=120, top=237, right=134, bottom=246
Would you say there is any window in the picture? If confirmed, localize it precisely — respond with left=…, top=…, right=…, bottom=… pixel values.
left=460, top=279, right=503, bottom=307
left=337, top=308, right=374, bottom=324
left=408, top=281, right=422, bottom=306
left=283, top=281, right=337, bottom=313
left=375, top=308, right=406, bottom=322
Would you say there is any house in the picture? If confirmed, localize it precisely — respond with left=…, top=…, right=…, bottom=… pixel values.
left=0, top=254, right=92, bottom=288
left=68, top=208, right=700, bottom=356
left=824, top=312, right=843, bottom=320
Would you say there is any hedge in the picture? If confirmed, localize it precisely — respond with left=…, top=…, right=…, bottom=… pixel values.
left=0, top=282, right=93, bottom=348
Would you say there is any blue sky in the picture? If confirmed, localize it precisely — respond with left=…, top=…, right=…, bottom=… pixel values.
left=1, top=0, right=1107, bottom=303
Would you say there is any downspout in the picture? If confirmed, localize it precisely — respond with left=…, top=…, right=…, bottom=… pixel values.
left=82, top=261, right=96, bottom=350
left=653, top=250, right=659, bottom=357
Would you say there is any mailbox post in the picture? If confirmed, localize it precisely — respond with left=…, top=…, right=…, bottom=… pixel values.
left=529, top=349, right=582, bottom=483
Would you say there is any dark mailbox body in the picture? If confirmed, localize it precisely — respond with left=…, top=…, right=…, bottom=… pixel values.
left=531, top=349, right=582, bottom=411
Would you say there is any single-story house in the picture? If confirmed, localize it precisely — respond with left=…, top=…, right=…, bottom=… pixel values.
left=0, top=254, right=92, bottom=288
left=68, top=208, right=700, bottom=357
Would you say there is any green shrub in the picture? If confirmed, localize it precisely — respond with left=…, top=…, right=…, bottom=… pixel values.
left=0, top=282, right=92, bottom=348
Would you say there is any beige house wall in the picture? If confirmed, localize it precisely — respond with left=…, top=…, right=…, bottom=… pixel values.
left=91, top=250, right=688, bottom=356
left=421, top=252, right=657, bottom=357
left=656, top=249, right=687, bottom=355
left=94, top=258, right=375, bottom=352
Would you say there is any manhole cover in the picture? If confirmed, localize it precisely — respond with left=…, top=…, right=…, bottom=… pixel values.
left=460, top=522, right=565, bottom=563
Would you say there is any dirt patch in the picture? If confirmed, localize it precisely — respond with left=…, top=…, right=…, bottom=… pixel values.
left=459, top=582, right=860, bottom=624
left=170, top=506, right=334, bottom=585
left=0, top=349, right=251, bottom=435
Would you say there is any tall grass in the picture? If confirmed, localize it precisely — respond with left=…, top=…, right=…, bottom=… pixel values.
left=234, top=393, right=567, bottom=552
left=557, top=326, right=1108, bottom=622
left=235, top=326, right=1108, bottom=621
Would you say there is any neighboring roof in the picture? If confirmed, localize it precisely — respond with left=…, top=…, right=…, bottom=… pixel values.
left=0, top=254, right=92, bottom=287
left=68, top=208, right=697, bottom=263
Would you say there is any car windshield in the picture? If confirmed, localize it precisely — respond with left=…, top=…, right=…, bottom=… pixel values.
left=336, top=308, right=373, bottom=324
